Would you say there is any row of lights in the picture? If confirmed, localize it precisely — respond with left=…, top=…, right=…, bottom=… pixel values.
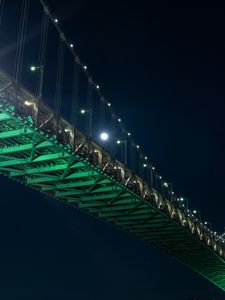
left=39, top=14, right=225, bottom=245
left=52, top=15, right=148, bottom=157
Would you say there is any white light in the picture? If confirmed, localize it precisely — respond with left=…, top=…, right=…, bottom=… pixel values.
left=152, top=166, right=155, bottom=170
left=145, top=156, right=148, bottom=160
left=136, top=145, right=140, bottom=149
left=128, top=132, right=131, bottom=136
left=108, top=103, right=111, bottom=107
left=70, top=44, right=74, bottom=48
left=117, top=140, right=121, bottom=144
left=163, top=182, right=168, bottom=187
left=180, top=197, right=184, bottom=201
left=193, top=210, right=197, bottom=214
left=118, top=118, right=121, bottom=122
left=81, top=109, right=85, bottom=114
left=30, top=66, right=36, bottom=71
left=100, top=132, right=109, bottom=141
left=159, top=176, right=162, bottom=179
left=55, top=18, right=58, bottom=23
left=96, top=85, right=100, bottom=89
left=84, top=65, right=87, bottom=70
left=143, top=164, right=147, bottom=168
left=24, top=101, right=33, bottom=106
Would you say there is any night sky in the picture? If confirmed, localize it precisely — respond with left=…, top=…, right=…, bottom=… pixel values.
left=0, top=0, right=225, bottom=299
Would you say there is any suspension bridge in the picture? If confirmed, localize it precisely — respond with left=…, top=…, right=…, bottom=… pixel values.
left=0, top=0, right=225, bottom=292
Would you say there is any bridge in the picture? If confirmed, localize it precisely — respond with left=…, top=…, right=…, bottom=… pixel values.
left=0, top=0, right=225, bottom=292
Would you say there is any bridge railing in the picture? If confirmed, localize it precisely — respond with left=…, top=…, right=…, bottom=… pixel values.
left=0, top=67, right=225, bottom=260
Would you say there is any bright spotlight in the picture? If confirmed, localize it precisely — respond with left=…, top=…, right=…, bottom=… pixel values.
left=30, top=66, right=36, bottom=72
left=100, top=132, right=109, bottom=141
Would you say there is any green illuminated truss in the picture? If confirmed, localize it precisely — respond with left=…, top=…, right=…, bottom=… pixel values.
left=0, top=69, right=225, bottom=291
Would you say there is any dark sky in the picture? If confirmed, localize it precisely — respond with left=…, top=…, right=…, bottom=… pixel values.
left=0, top=0, right=225, bottom=299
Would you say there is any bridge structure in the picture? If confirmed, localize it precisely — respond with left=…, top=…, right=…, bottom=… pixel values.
left=0, top=0, right=225, bottom=292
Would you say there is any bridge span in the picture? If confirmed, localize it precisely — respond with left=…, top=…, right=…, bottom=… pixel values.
left=0, top=69, right=225, bottom=291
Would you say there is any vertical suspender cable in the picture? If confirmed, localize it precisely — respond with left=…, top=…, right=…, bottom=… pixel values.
left=34, top=10, right=49, bottom=124
left=71, top=60, right=80, bottom=148
left=54, top=36, right=65, bottom=131
left=0, top=0, right=5, bottom=26
left=71, top=61, right=80, bottom=128
left=35, top=10, right=49, bottom=96
left=86, top=78, right=93, bottom=137
left=13, top=0, right=30, bottom=84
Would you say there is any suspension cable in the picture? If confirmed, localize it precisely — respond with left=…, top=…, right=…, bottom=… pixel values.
left=54, top=36, right=65, bottom=117
left=13, top=0, right=30, bottom=84
left=86, top=78, right=93, bottom=137
left=35, top=10, right=49, bottom=96
left=0, top=0, right=5, bottom=26
left=71, top=60, right=80, bottom=128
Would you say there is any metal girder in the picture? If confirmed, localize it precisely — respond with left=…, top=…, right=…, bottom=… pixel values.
left=0, top=113, right=11, bottom=122
left=56, top=185, right=119, bottom=197
left=66, top=191, right=131, bottom=203
left=78, top=198, right=139, bottom=209
left=0, top=151, right=71, bottom=167
left=26, top=170, right=99, bottom=184
left=0, top=128, right=33, bottom=139
left=41, top=178, right=111, bottom=191
left=0, top=140, right=53, bottom=154
left=93, top=207, right=153, bottom=218
left=9, top=161, right=85, bottom=177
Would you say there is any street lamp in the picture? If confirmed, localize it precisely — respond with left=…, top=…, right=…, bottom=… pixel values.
left=30, top=65, right=44, bottom=123
left=30, top=65, right=44, bottom=101
left=116, top=139, right=127, bottom=165
left=80, top=108, right=93, bottom=137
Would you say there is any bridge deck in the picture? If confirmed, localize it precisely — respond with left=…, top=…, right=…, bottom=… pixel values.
left=0, top=69, right=225, bottom=291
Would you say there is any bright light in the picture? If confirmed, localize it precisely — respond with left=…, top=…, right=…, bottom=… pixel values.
left=108, top=103, right=111, bottom=107
left=55, top=18, right=58, bottom=23
left=145, top=156, right=148, bottom=160
left=143, top=164, right=147, bottom=168
left=70, top=44, right=74, bottom=48
left=118, top=118, right=121, bottom=122
left=84, top=65, right=87, bottom=70
left=163, top=182, right=168, bottom=187
left=152, top=166, right=155, bottom=170
left=24, top=101, right=33, bottom=106
left=30, top=66, right=36, bottom=72
left=117, top=140, right=121, bottom=144
left=96, top=85, right=100, bottom=89
left=204, top=221, right=208, bottom=225
left=180, top=197, right=184, bottom=201
left=128, top=132, right=131, bottom=136
left=136, top=145, right=140, bottom=149
left=159, top=176, right=162, bottom=179
left=100, top=132, right=109, bottom=141
left=193, top=210, right=197, bottom=214
left=81, top=109, right=86, bottom=114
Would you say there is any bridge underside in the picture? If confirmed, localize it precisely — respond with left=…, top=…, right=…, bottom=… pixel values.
left=0, top=101, right=225, bottom=291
